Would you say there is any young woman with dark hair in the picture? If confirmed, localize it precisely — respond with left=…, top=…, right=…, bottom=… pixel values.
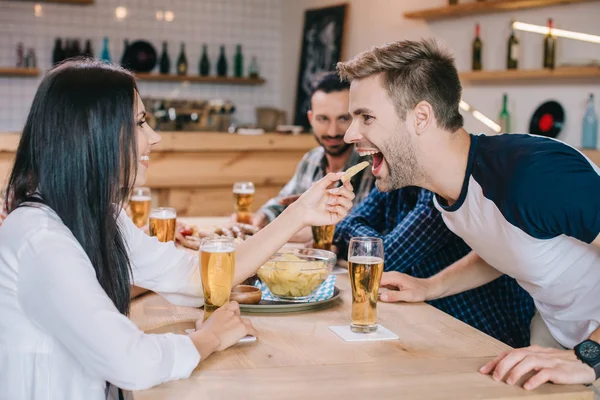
left=0, top=60, right=354, bottom=399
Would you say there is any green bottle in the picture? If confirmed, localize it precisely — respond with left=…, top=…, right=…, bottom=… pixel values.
left=234, top=44, right=244, bottom=78
left=499, top=93, right=511, bottom=133
left=199, top=44, right=210, bottom=76
left=176, top=43, right=187, bottom=76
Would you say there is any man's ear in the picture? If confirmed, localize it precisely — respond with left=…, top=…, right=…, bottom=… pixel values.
left=413, top=101, right=433, bottom=135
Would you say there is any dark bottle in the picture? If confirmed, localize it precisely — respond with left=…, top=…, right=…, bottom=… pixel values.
left=25, top=48, right=37, bottom=68
left=506, top=22, right=519, bottom=70
left=72, top=39, right=82, bottom=57
left=120, top=39, right=129, bottom=68
left=176, top=43, right=188, bottom=76
left=52, top=38, right=65, bottom=65
left=64, top=39, right=72, bottom=59
left=234, top=44, right=243, bottom=78
left=543, top=18, right=556, bottom=69
left=83, top=39, right=93, bottom=58
left=472, top=23, right=482, bottom=71
left=217, top=45, right=228, bottom=77
left=16, top=43, right=24, bottom=67
left=159, top=41, right=171, bottom=74
left=199, top=44, right=210, bottom=76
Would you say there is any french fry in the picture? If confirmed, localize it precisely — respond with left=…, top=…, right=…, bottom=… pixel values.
left=341, top=161, right=370, bottom=183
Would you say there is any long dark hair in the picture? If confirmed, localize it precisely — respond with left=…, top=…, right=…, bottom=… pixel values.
left=7, top=59, right=138, bottom=315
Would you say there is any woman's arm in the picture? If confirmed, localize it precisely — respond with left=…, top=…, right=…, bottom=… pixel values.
left=233, top=172, right=354, bottom=286
left=17, top=229, right=200, bottom=391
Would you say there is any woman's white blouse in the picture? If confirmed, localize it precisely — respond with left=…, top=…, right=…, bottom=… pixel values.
left=0, top=205, right=203, bottom=400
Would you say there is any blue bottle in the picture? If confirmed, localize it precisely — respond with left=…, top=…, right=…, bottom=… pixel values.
left=582, top=93, right=598, bottom=149
left=100, top=37, right=111, bottom=63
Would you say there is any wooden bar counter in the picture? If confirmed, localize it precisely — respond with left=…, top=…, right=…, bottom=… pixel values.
left=0, top=132, right=318, bottom=216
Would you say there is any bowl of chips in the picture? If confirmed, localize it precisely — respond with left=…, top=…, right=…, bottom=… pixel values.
left=257, top=248, right=336, bottom=301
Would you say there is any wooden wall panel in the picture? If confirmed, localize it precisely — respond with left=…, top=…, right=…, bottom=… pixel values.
left=0, top=153, right=15, bottom=188
left=145, top=151, right=303, bottom=188
left=163, top=185, right=282, bottom=216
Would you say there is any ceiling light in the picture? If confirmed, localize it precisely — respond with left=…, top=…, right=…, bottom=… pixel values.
left=513, top=21, right=600, bottom=44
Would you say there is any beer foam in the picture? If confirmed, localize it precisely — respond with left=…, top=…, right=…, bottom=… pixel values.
left=130, top=195, right=152, bottom=201
left=348, top=256, right=384, bottom=265
left=150, top=208, right=177, bottom=219
left=233, top=188, right=255, bottom=195
left=200, top=244, right=236, bottom=253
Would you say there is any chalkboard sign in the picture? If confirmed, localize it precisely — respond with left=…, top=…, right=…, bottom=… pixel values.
left=293, top=4, right=347, bottom=129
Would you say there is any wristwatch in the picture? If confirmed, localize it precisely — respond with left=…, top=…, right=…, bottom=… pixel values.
left=574, top=339, right=600, bottom=380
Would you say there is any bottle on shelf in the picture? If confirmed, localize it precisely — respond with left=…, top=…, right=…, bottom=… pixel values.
left=159, top=41, right=171, bottom=74
left=582, top=93, right=598, bottom=149
left=120, top=39, right=129, bottom=68
left=25, top=48, right=37, bottom=68
left=498, top=93, right=511, bottom=133
left=234, top=44, right=244, bottom=78
left=472, top=23, right=482, bottom=71
left=72, top=39, right=82, bottom=58
left=101, top=37, right=111, bottom=63
left=16, top=43, right=24, bottom=67
left=83, top=39, right=93, bottom=58
left=176, top=43, right=188, bottom=75
left=217, top=45, right=228, bottom=77
left=543, top=18, right=556, bottom=69
left=64, top=39, right=72, bottom=59
left=506, top=21, right=519, bottom=70
left=248, top=56, right=259, bottom=79
left=199, top=44, right=210, bottom=76
left=52, top=38, right=65, bottom=66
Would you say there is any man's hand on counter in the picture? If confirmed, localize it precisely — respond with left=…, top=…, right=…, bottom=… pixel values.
left=479, top=346, right=597, bottom=390
left=230, top=212, right=268, bottom=229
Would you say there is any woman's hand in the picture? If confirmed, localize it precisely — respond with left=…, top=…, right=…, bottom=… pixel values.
left=188, top=302, right=257, bottom=360
left=289, top=172, right=355, bottom=227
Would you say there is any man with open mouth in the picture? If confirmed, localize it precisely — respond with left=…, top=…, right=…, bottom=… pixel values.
left=337, top=39, right=600, bottom=393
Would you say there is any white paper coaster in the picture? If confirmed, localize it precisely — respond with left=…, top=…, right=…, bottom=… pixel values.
left=329, top=325, right=399, bottom=342
left=185, top=329, right=257, bottom=343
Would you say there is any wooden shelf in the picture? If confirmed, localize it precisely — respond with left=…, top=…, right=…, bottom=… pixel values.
left=459, top=66, right=600, bottom=84
left=135, top=73, right=265, bottom=85
left=0, top=67, right=40, bottom=78
left=404, top=0, right=599, bottom=20
left=15, top=0, right=93, bottom=4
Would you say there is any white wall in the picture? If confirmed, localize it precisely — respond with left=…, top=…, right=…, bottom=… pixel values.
left=281, top=0, right=600, bottom=147
left=0, top=0, right=283, bottom=132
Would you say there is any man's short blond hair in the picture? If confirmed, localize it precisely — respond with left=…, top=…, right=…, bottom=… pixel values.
left=337, top=39, right=463, bottom=132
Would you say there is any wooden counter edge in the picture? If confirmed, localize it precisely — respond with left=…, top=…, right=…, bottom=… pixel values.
left=0, top=132, right=318, bottom=153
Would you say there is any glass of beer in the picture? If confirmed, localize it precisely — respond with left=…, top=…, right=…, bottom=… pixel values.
left=348, top=237, right=384, bottom=333
left=312, top=225, right=335, bottom=250
left=129, top=187, right=152, bottom=228
left=149, top=207, right=177, bottom=242
left=233, top=182, right=254, bottom=224
left=200, top=236, right=236, bottom=321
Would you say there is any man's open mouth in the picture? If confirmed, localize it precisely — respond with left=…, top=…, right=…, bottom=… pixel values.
left=357, top=147, right=384, bottom=176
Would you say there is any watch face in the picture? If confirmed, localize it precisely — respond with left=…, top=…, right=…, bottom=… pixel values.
left=580, top=341, right=600, bottom=360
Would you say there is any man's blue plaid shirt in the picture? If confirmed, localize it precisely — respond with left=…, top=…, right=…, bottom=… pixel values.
left=334, top=187, right=535, bottom=348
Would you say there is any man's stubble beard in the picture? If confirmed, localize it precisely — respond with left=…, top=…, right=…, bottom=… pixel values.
left=376, top=131, right=420, bottom=192
left=314, top=133, right=352, bottom=157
